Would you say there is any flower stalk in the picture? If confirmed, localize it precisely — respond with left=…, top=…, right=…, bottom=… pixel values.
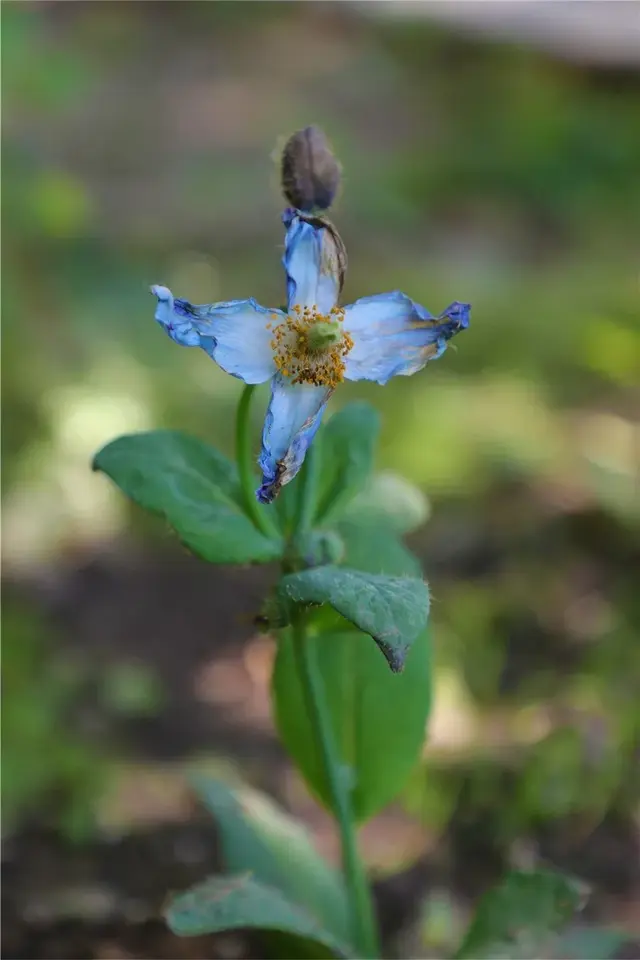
left=291, top=609, right=380, bottom=958
left=235, top=392, right=380, bottom=954
left=286, top=448, right=381, bottom=958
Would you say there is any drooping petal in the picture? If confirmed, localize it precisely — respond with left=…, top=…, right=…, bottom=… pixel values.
left=282, top=210, right=343, bottom=314
left=343, top=293, right=470, bottom=385
left=151, top=285, right=281, bottom=384
left=257, top=375, right=332, bottom=503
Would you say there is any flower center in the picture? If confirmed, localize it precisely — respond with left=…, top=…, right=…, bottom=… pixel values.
left=267, top=304, right=354, bottom=388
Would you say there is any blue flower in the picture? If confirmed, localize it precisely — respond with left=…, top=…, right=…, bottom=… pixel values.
left=152, top=209, right=470, bottom=504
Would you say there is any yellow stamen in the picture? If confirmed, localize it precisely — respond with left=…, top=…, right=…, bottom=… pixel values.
left=267, top=304, right=353, bottom=388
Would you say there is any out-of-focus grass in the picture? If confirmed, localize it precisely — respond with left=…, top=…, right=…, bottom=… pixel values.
left=1, top=603, right=104, bottom=839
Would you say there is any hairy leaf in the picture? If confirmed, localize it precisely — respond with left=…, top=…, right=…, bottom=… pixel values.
left=278, top=565, right=429, bottom=672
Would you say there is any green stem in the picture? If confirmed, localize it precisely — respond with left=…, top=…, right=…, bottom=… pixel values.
left=290, top=449, right=380, bottom=958
left=291, top=613, right=379, bottom=958
left=235, top=384, right=276, bottom=538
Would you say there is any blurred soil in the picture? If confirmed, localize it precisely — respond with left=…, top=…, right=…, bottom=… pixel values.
left=3, top=481, right=640, bottom=958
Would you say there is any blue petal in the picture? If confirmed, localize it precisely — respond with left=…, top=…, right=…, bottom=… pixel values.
left=257, top=376, right=332, bottom=503
left=152, top=284, right=204, bottom=348
left=151, top=285, right=281, bottom=384
left=282, top=210, right=340, bottom=314
left=343, top=293, right=470, bottom=385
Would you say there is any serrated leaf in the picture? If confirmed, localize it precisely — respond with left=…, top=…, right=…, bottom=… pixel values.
left=191, top=776, right=350, bottom=944
left=455, top=869, right=586, bottom=960
left=277, top=565, right=429, bottom=672
left=165, top=873, right=352, bottom=958
left=349, top=471, right=430, bottom=535
left=93, top=431, right=282, bottom=564
left=273, top=627, right=430, bottom=822
left=314, top=403, right=380, bottom=523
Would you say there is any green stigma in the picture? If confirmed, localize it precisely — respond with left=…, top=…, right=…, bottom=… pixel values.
left=306, top=320, right=343, bottom=353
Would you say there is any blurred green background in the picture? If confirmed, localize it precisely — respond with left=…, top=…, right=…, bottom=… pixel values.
left=2, top=2, right=639, bottom=956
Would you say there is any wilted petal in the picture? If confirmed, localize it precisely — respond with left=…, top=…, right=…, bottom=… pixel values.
left=343, top=293, right=470, bottom=385
left=282, top=210, right=342, bottom=314
left=151, top=285, right=280, bottom=384
left=257, top=376, right=332, bottom=503
left=152, top=284, right=204, bottom=349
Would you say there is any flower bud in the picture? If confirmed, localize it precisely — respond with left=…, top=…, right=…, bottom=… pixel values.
left=302, top=530, right=345, bottom=568
left=281, top=126, right=341, bottom=213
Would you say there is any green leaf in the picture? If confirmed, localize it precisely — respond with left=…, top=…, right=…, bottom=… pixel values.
left=277, top=565, right=429, bottom=672
left=338, top=518, right=422, bottom=577
left=93, top=431, right=282, bottom=564
left=348, top=471, right=430, bottom=535
left=273, top=627, right=431, bottom=822
left=303, top=517, right=421, bottom=635
left=165, top=873, right=352, bottom=958
left=191, top=776, right=351, bottom=944
left=553, top=925, right=628, bottom=959
left=314, top=403, right=380, bottom=523
left=455, top=869, right=586, bottom=960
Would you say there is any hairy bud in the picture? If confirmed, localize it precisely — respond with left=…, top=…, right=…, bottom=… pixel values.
left=281, top=125, right=341, bottom=213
